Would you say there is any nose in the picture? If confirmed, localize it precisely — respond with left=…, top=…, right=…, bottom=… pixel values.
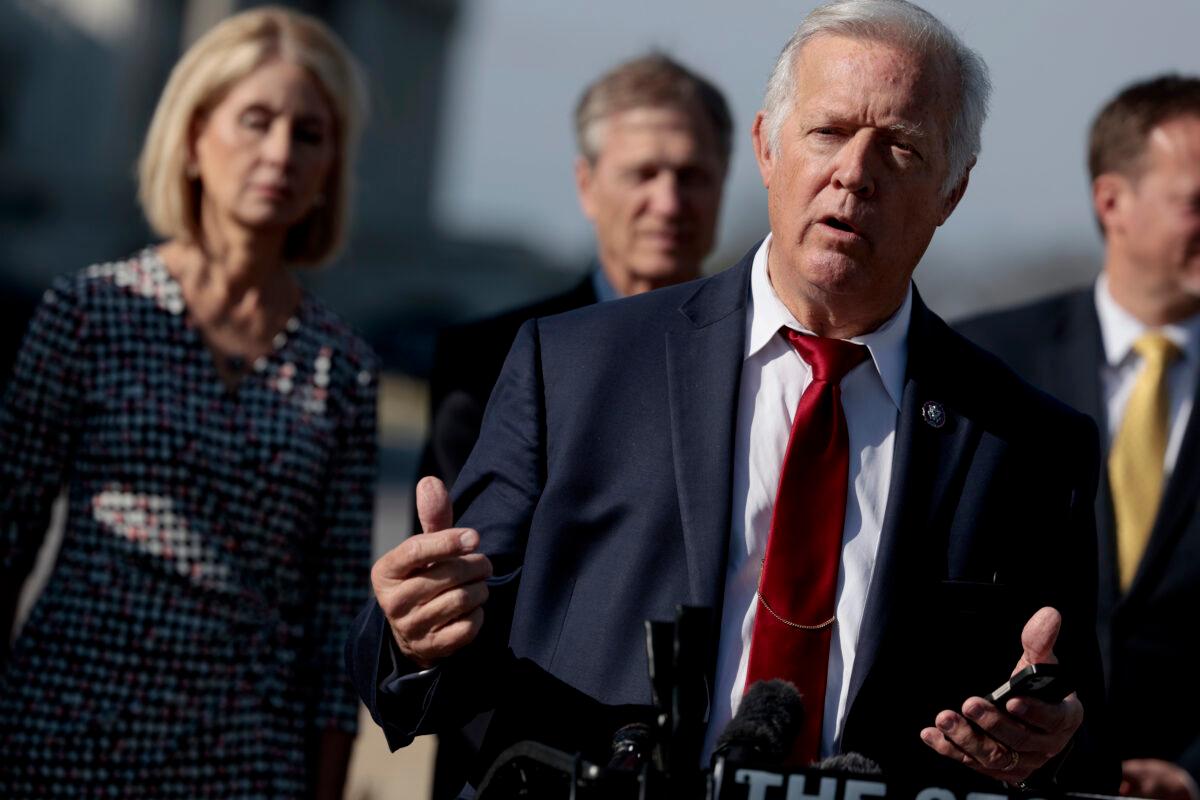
left=648, top=171, right=683, bottom=217
left=830, top=132, right=876, bottom=198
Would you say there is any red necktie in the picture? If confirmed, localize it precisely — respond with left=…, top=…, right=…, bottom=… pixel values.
left=744, top=330, right=869, bottom=765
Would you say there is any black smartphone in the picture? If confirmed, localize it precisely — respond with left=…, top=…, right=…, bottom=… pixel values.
left=985, top=663, right=1074, bottom=706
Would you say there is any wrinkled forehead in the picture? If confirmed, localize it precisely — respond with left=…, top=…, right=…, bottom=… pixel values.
left=796, top=33, right=957, bottom=116
left=590, top=104, right=722, bottom=159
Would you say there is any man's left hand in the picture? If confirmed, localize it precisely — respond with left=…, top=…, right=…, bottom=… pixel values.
left=1121, top=759, right=1200, bottom=800
left=920, top=606, right=1084, bottom=784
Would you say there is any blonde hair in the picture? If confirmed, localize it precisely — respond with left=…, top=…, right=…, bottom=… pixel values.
left=137, top=6, right=367, bottom=265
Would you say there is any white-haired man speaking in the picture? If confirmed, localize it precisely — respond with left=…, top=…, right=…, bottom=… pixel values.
left=350, top=1, right=1116, bottom=793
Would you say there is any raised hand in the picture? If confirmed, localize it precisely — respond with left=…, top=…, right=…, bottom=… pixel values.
left=370, top=477, right=493, bottom=668
left=920, top=607, right=1084, bottom=784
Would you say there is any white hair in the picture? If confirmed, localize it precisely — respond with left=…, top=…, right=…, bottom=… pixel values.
left=762, top=0, right=991, bottom=194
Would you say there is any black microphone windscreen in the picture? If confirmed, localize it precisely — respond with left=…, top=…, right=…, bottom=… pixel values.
left=608, top=722, right=655, bottom=771
left=712, top=679, right=806, bottom=767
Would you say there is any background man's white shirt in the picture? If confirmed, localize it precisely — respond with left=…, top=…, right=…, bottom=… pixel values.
left=1095, top=274, right=1200, bottom=478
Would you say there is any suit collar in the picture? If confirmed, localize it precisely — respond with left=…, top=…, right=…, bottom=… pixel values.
left=1095, top=273, right=1200, bottom=366
left=589, top=263, right=620, bottom=304
left=746, top=234, right=910, bottom=411
left=677, top=245, right=754, bottom=329
left=845, top=289, right=983, bottom=724
left=1036, top=290, right=1109, bottom=432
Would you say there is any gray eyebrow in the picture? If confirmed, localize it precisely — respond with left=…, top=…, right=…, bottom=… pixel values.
left=886, top=121, right=927, bottom=139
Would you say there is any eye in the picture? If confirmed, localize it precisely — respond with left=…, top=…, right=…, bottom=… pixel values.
left=622, top=165, right=660, bottom=184
left=677, top=166, right=713, bottom=189
left=807, top=127, right=848, bottom=149
left=888, top=139, right=923, bottom=164
left=238, top=107, right=271, bottom=131
left=293, top=122, right=327, bottom=146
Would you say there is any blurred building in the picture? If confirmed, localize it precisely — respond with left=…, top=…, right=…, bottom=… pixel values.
left=0, top=0, right=580, bottom=382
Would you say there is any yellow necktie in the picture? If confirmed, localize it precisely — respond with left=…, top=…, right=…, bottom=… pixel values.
left=1109, top=331, right=1180, bottom=591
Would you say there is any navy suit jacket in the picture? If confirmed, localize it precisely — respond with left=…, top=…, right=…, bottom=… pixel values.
left=418, top=276, right=598, bottom=488
left=959, top=289, right=1200, bottom=781
left=349, top=250, right=1115, bottom=788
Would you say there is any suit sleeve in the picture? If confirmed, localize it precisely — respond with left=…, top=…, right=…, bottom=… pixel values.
left=345, top=319, right=547, bottom=747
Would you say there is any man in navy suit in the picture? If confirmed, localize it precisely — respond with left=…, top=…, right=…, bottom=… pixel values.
left=959, top=75, right=1200, bottom=800
left=417, top=54, right=732, bottom=798
left=350, top=0, right=1114, bottom=792
left=420, top=53, right=731, bottom=489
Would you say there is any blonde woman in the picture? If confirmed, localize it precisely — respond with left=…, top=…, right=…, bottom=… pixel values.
left=0, top=8, right=376, bottom=797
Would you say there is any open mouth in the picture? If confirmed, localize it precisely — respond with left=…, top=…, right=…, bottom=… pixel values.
left=822, top=216, right=857, bottom=234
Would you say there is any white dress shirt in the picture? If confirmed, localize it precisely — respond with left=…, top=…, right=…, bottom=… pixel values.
left=1095, top=275, right=1200, bottom=478
left=702, top=235, right=910, bottom=760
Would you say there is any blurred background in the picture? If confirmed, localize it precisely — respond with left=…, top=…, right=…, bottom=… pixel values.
left=2, top=0, right=1198, bottom=797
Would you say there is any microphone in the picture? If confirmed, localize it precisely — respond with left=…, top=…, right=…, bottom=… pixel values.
left=814, top=751, right=883, bottom=775
left=712, top=679, right=806, bottom=768
left=608, top=721, right=655, bottom=771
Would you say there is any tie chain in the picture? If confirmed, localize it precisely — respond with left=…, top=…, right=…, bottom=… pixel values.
left=755, top=590, right=836, bottom=630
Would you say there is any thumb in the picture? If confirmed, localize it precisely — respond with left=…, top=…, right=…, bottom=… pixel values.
left=1019, top=606, right=1062, bottom=668
left=415, top=476, right=454, bottom=534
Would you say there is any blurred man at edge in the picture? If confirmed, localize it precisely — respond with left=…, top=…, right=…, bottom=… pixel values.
left=960, top=75, right=1200, bottom=800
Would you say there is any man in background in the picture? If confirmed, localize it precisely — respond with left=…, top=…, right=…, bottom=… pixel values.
left=418, top=52, right=730, bottom=798
left=960, top=75, right=1200, bottom=800
left=419, top=52, right=731, bottom=487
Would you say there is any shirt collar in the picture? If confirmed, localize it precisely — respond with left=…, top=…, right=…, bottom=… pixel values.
left=1094, top=273, right=1200, bottom=367
left=746, top=233, right=910, bottom=410
left=591, top=263, right=620, bottom=303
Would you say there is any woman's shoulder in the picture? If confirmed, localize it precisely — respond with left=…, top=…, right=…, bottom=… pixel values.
left=49, top=247, right=174, bottom=306
left=299, top=292, right=380, bottom=381
left=33, top=247, right=168, bottom=320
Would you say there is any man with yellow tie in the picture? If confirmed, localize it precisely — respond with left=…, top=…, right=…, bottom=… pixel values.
left=960, top=75, right=1200, bottom=800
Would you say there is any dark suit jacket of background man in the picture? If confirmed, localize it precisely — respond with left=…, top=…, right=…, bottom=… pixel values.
left=350, top=247, right=1115, bottom=788
left=419, top=276, right=597, bottom=487
left=958, top=288, right=1200, bottom=781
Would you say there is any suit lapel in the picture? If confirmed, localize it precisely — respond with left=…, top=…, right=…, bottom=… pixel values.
left=665, top=254, right=751, bottom=611
left=846, top=292, right=981, bottom=717
left=1040, top=293, right=1120, bottom=613
left=1043, top=292, right=1108, bottom=426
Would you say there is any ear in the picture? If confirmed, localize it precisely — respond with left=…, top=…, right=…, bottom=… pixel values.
left=936, top=158, right=973, bottom=226
left=574, top=155, right=598, bottom=222
left=751, top=111, right=775, bottom=189
left=1093, top=173, right=1128, bottom=238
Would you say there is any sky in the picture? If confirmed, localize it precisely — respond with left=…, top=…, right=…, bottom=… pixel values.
left=430, top=0, right=1200, bottom=317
